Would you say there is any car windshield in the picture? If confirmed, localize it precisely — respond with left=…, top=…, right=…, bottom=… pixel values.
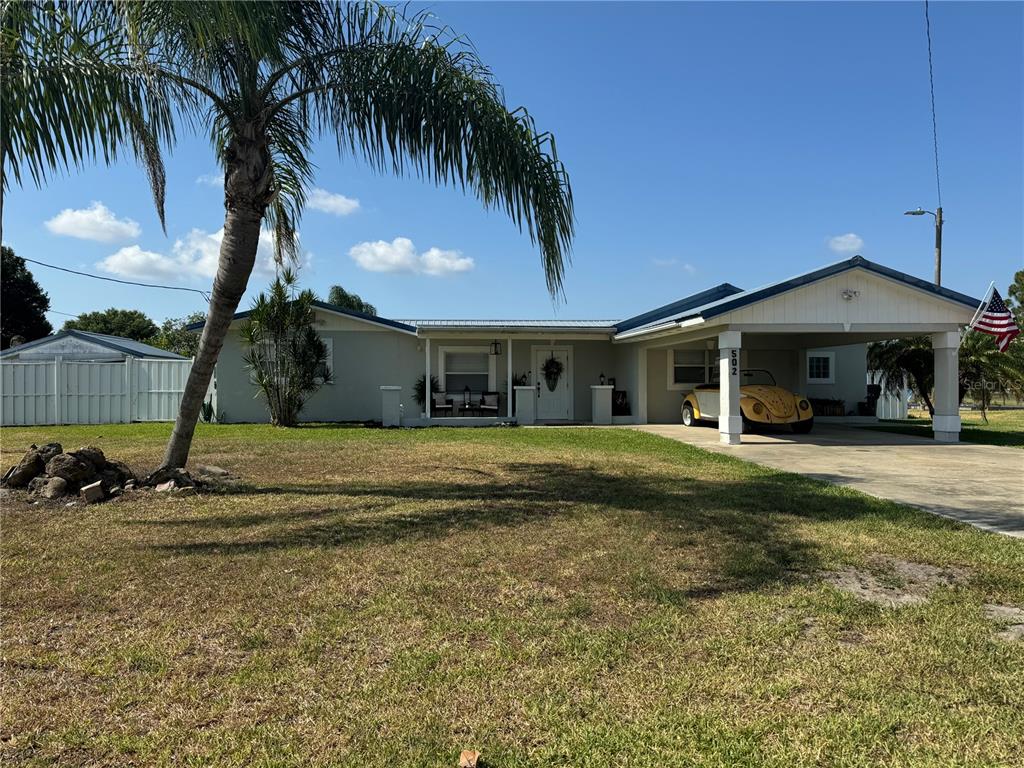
left=741, top=369, right=776, bottom=386
left=708, top=369, right=777, bottom=386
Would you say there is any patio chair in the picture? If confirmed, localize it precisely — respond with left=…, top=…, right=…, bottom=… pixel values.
left=432, top=393, right=453, bottom=415
left=479, top=391, right=500, bottom=417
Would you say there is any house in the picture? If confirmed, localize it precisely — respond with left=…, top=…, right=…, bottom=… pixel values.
left=0, top=330, right=186, bottom=362
left=201, top=256, right=980, bottom=443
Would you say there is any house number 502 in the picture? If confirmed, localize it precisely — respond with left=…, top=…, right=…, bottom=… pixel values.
left=730, top=349, right=738, bottom=377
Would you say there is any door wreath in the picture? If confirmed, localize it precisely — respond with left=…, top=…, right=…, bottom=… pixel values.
left=541, top=355, right=564, bottom=392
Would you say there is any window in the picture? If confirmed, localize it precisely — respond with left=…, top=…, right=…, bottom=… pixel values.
left=667, top=349, right=714, bottom=390
left=806, top=351, right=834, bottom=384
left=441, top=347, right=493, bottom=395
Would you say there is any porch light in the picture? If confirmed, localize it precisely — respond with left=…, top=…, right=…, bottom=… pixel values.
left=489, top=340, right=502, bottom=356
left=599, top=372, right=606, bottom=385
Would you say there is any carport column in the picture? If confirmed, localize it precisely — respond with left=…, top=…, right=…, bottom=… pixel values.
left=424, top=337, right=431, bottom=420
left=718, top=331, right=742, bottom=445
left=931, top=331, right=961, bottom=443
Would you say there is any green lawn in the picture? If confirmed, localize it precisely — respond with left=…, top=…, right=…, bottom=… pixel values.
left=865, top=408, right=1024, bottom=448
left=2, top=424, right=1022, bottom=767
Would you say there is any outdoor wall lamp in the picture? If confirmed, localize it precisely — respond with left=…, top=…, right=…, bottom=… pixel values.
left=489, top=340, right=502, bottom=356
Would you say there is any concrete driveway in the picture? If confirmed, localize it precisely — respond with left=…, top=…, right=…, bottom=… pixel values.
left=634, top=423, right=1024, bottom=538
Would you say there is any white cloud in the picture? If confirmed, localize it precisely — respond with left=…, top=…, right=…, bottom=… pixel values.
left=195, top=172, right=223, bottom=187
left=349, top=237, right=473, bottom=276
left=827, top=233, right=864, bottom=254
left=652, top=258, right=697, bottom=274
left=45, top=202, right=141, bottom=242
left=308, top=188, right=360, bottom=216
left=96, top=227, right=293, bottom=283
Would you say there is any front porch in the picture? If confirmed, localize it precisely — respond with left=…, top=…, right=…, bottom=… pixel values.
left=408, top=323, right=629, bottom=426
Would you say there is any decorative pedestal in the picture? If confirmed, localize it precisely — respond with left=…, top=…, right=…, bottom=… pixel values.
left=514, top=386, right=536, bottom=425
left=590, top=385, right=613, bottom=425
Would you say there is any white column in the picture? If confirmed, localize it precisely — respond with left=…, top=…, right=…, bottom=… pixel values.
left=932, top=331, right=960, bottom=442
left=506, top=336, right=513, bottom=418
left=424, top=337, right=431, bottom=420
left=718, top=331, right=742, bottom=445
left=636, top=346, right=648, bottom=424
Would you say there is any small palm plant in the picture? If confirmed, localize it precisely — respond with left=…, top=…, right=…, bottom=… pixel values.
left=241, top=269, right=331, bottom=426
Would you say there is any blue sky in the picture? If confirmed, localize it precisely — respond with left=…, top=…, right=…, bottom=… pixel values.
left=4, top=1, right=1022, bottom=327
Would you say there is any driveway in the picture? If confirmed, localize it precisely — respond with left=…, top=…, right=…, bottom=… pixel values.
left=634, top=423, right=1024, bottom=538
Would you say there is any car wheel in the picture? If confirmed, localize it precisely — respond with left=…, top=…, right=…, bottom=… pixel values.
left=681, top=403, right=695, bottom=426
left=791, top=418, right=814, bottom=434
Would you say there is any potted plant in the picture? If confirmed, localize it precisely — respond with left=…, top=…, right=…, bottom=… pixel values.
left=414, top=374, right=441, bottom=415
left=541, top=355, right=564, bottom=392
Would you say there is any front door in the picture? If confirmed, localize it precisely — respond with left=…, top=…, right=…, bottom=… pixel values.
left=533, top=346, right=572, bottom=420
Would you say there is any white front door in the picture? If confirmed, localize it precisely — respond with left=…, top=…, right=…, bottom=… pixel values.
left=533, top=346, right=572, bottom=420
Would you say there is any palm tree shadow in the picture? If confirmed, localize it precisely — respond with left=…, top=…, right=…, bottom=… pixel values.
left=134, top=460, right=950, bottom=601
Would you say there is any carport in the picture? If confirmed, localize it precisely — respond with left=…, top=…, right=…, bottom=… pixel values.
left=616, top=257, right=980, bottom=444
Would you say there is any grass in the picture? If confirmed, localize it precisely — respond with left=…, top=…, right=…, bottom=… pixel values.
left=865, top=408, right=1024, bottom=448
left=1, top=423, right=1022, bottom=767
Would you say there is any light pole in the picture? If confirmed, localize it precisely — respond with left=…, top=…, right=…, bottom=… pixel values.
left=904, top=207, right=943, bottom=286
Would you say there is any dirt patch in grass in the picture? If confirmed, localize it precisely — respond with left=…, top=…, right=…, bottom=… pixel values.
left=821, top=556, right=970, bottom=608
left=984, top=604, right=1024, bottom=642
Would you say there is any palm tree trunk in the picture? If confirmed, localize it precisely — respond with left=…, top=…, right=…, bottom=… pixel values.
left=161, top=206, right=263, bottom=468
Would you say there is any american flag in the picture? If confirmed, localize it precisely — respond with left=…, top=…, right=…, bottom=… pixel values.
left=971, top=288, right=1020, bottom=352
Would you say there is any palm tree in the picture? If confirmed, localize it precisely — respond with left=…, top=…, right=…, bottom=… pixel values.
left=868, top=336, right=936, bottom=415
left=4, top=1, right=574, bottom=468
left=1, top=0, right=173, bottom=245
left=869, top=333, right=1024, bottom=421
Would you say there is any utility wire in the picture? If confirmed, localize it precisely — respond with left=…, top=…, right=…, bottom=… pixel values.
left=45, top=309, right=81, bottom=319
left=23, top=257, right=211, bottom=302
left=924, top=0, right=943, bottom=207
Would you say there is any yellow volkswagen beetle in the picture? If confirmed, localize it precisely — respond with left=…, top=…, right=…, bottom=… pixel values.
left=680, top=369, right=814, bottom=433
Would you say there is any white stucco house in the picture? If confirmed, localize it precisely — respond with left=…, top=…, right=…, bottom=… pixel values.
left=199, top=256, right=980, bottom=444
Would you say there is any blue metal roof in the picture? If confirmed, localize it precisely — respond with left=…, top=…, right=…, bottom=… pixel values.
left=0, top=330, right=187, bottom=359
left=615, top=283, right=745, bottom=334
left=187, top=301, right=417, bottom=334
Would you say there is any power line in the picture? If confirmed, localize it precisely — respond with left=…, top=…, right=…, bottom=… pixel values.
left=924, top=0, right=942, bottom=208
left=45, top=309, right=81, bottom=319
left=22, top=257, right=211, bottom=302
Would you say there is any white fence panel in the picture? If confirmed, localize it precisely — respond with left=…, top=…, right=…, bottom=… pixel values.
left=0, top=358, right=194, bottom=426
left=135, top=359, right=193, bottom=421
left=868, top=372, right=910, bottom=420
left=1, top=362, right=55, bottom=426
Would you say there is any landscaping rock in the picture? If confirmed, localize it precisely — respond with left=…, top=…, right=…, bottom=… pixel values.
left=3, top=449, right=46, bottom=488
left=145, top=467, right=196, bottom=489
left=39, top=477, right=69, bottom=499
left=99, top=460, right=136, bottom=491
left=69, top=446, right=106, bottom=472
left=79, top=480, right=104, bottom=504
left=34, top=443, right=63, bottom=464
left=45, top=453, right=97, bottom=489
left=196, top=464, right=230, bottom=477
left=155, top=480, right=177, bottom=492
left=459, top=750, right=481, bottom=768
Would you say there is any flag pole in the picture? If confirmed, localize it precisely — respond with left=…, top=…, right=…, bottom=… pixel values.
left=959, top=281, right=995, bottom=349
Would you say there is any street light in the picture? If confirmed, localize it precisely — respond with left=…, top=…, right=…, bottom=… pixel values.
left=903, top=206, right=943, bottom=286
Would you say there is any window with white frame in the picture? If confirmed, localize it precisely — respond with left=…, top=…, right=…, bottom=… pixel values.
left=441, top=347, right=492, bottom=395
left=806, top=350, right=834, bottom=384
left=667, top=349, right=714, bottom=390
